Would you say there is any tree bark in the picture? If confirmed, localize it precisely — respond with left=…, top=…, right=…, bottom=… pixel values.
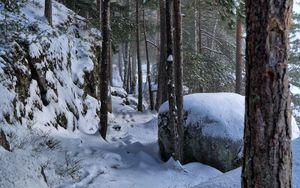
left=136, top=0, right=143, bottom=112
left=99, top=0, right=111, bottom=140
left=123, top=42, right=129, bottom=90
left=131, top=47, right=137, bottom=94
left=155, top=0, right=168, bottom=111
left=44, top=0, right=52, bottom=26
left=127, top=53, right=132, bottom=93
left=235, top=15, right=242, bottom=94
left=96, top=0, right=102, bottom=29
left=143, top=10, right=154, bottom=111
left=173, top=0, right=183, bottom=162
left=242, top=0, right=293, bottom=187
left=118, top=46, right=123, bottom=82
left=198, top=9, right=202, bottom=54
left=107, top=42, right=112, bottom=113
left=192, top=0, right=202, bottom=54
left=109, top=44, right=113, bottom=85
left=166, top=0, right=179, bottom=161
left=209, top=18, right=218, bottom=57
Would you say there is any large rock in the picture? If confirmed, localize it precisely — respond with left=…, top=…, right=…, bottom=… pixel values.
left=158, top=93, right=300, bottom=172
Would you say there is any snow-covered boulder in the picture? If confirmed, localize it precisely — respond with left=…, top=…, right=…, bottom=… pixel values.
left=111, top=87, right=128, bottom=98
left=158, top=93, right=300, bottom=172
left=158, top=93, right=244, bottom=172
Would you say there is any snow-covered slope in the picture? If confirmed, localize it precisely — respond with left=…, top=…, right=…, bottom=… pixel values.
left=0, top=0, right=101, bottom=133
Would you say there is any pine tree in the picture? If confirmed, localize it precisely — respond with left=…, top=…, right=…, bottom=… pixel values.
left=235, top=14, right=242, bottom=94
left=99, top=0, right=111, bottom=140
left=143, top=9, right=154, bottom=111
left=173, top=0, right=183, bottom=162
left=165, top=0, right=180, bottom=161
left=136, top=0, right=143, bottom=112
left=155, top=0, right=168, bottom=111
left=96, top=0, right=102, bottom=29
left=242, top=0, right=293, bottom=187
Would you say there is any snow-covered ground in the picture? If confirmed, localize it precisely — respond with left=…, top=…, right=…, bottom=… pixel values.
left=2, top=93, right=300, bottom=188
left=192, top=137, right=300, bottom=188
left=0, top=96, right=224, bottom=188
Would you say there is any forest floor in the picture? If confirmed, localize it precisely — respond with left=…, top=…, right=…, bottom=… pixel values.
left=1, top=94, right=300, bottom=188
left=49, top=97, right=223, bottom=188
left=0, top=94, right=224, bottom=188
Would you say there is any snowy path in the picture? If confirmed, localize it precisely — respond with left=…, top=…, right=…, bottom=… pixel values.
left=53, top=108, right=222, bottom=188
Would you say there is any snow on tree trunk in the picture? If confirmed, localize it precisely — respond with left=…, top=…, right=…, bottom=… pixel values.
left=165, top=0, right=181, bottom=162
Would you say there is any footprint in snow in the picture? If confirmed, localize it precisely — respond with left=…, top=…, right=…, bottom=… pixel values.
left=112, top=125, right=121, bottom=131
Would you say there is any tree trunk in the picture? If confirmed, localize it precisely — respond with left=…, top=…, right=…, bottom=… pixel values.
left=107, top=42, right=112, bottom=113
left=166, top=0, right=179, bottom=161
left=44, top=0, right=52, bottom=26
left=198, top=9, right=202, bottom=54
left=118, top=46, right=123, bottom=82
left=127, top=53, right=132, bottom=93
left=242, top=0, right=293, bottom=187
left=173, top=0, right=183, bottom=162
left=123, top=42, right=129, bottom=90
left=109, top=44, right=113, bottom=85
left=155, top=0, right=168, bottom=111
left=235, top=15, right=242, bottom=94
left=143, top=10, right=154, bottom=111
left=131, top=49, right=137, bottom=95
left=209, top=18, right=218, bottom=57
left=193, top=0, right=198, bottom=52
left=96, top=0, right=102, bottom=29
left=99, top=0, right=111, bottom=140
left=136, top=0, right=143, bottom=112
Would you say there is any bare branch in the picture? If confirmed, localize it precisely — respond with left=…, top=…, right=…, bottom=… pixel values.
left=146, top=40, right=160, bottom=50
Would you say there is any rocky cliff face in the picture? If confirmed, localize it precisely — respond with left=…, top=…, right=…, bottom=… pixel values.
left=0, top=0, right=102, bottom=134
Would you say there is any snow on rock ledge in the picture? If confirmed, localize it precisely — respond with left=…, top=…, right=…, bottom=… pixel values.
left=158, top=93, right=300, bottom=172
left=0, top=0, right=102, bottom=133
